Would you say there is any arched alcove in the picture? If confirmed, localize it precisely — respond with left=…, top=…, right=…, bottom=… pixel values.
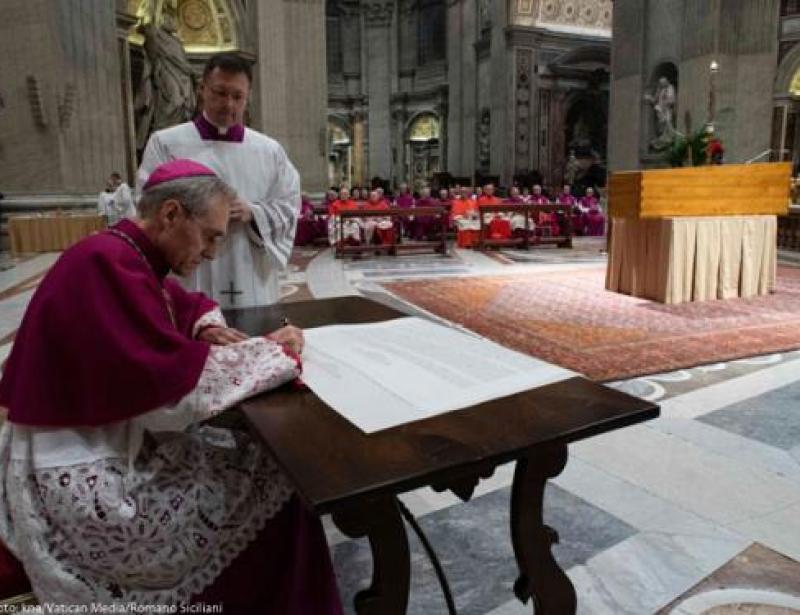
left=328, top=116, right=352, bottom=188
left=127, top=0, right=240, bottom=52
left=643, top=61, right=679, bottom=152
left=405, top=112, right=441, bottom=190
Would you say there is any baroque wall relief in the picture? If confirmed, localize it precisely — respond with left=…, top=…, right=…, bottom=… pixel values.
left=515, top=49, right=534, bottom=172
left=127, top=0, right=239, bottom=52
left=529, top=0, right=612, bottom=35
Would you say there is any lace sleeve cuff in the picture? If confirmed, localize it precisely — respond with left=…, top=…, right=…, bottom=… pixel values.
left=136, top=337, right=300, bottom=433
left=192, top=307, right=227, bottom=338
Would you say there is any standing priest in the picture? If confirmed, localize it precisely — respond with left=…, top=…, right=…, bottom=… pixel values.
left=0, top=159, right=342, bottom=612
left=137, top=53, right=300, bottom=308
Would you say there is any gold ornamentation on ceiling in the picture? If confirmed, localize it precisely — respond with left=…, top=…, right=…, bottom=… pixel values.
left=127, top=0, right=237, bottom=52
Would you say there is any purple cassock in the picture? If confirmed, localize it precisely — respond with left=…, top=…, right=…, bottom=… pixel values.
left=295, top=197, right=326, bottom=246
left=412, top=196, right=440, bottom=240
left=581, top=195, right=605, bottom=236
left=395, top=192, right=415, bottom=237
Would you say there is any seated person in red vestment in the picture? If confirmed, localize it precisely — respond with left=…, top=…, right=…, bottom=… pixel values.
left=505, top=186, right=534, bottom=237
left=478, top=183, right=511, bottom=240
left=0, top=159, right=343, bottom=613
left=376, top=186, right=389, bottom=204
left=531, top=184, right=559, bottom=236
left=581, top=187, right=606, bottom=236
left=352, top=187, right=367, bottom=208
left=328, top=187, right=362, bottom=246
left=363, top=190, right=395, bottom=245
left=450, top=186, right=476, bottom=220
left=477, top=183, right=502, bottom=207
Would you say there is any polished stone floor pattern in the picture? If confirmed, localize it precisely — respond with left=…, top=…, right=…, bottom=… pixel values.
left=0, top=241, right=798, bottom=613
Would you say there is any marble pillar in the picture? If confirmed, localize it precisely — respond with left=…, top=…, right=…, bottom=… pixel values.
left=398, top=0, right=417, bottom=92
left=459, top=0, right=478, bottom=180
left=340, top=1, right=363, bottom=98
left=115, top=1, right=138, bottom=186
left=446, top=0, right=465, bottom=177
left=488, top=0, right=512, bottom=184
left=252, top=0, right=328, bottom=192
left=0, top=0, right=127, bottom=202
left=363, top=0, right=395, bottom=181
left=353, top=112, right=366, bottom=186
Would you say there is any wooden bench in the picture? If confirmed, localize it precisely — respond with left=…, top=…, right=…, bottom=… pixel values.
left=334, top=206, right=449, bottom=258
left=477, top=203, right=573, bottom=251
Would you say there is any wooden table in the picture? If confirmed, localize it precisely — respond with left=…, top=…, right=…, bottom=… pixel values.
left=228, top=297, right=659, bottom=614
left=8, top=213, right=105, bottom=255
left=335, top=206, right=449, bottom=258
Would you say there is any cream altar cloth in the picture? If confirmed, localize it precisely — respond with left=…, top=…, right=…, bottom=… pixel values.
left=606, top=215, right=777, bottom=304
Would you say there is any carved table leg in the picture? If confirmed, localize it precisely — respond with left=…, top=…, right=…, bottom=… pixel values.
left=510, top=443, right=577, bottom=614
left=332, top=495, right=410, bottom=615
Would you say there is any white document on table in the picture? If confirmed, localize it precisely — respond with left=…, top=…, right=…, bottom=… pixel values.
left=301, top=316, right=576, bottom=433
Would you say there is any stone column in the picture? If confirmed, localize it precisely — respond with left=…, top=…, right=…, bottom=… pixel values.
left=513, top=47, right=534, bottom=175
left=459, top=0, right=478, bottom=180
left=446, top=0, right=464, bottom=176
left=363, top=0, right=395, bottom=182
left=607, top=0, right=646, bottom=171
left=397, top=0, right=417, bottom=92
left=340, top=1, right=363, bottom=98
left=253, top=0, right=328, bottom=192
left=549, top=90, right=568, bottom=187
left=488, top=0, right=512, bottom=184
left=391, top=105, right=408, bottom=185
left=115, top=2, right=138, bottom=186
left=352, top=111, right=366, bottom=186
left=0, top=0, right=127, bottom=202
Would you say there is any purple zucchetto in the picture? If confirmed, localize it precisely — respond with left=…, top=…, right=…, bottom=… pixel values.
left=143, top=159, right=218, bottom=190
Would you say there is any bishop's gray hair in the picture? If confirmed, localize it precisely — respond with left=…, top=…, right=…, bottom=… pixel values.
left=137, top=175, right=236, bottom=219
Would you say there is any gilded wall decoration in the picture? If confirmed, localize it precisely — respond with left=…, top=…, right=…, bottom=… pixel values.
left=532, top=0, right=612, bottom=34
left=127, top=0, right=238, bottom=52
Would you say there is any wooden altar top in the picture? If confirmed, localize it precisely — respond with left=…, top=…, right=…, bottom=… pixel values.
left=609, top=162, right=791, bottom=219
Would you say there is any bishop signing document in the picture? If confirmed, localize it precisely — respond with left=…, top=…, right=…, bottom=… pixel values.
left=0, top=160, right=343, bottom=612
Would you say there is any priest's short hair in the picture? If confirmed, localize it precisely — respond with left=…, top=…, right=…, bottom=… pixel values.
left=137, top=176, right=236, bottom=219
left=203, top=52, right=253, bottom=83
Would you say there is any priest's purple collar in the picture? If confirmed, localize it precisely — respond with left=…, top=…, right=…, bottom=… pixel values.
left=193, top=112, right=245, bottom=143
left=112, top=219, right=171, bottom=281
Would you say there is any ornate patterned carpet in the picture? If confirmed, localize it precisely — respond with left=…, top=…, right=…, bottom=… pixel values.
left=382, top=266, right=800, bottom=381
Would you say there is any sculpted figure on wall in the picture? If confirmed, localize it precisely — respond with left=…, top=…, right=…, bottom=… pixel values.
left=134, top=14, right=197, bottom=150
left=644, top=76, right=677, bottom=150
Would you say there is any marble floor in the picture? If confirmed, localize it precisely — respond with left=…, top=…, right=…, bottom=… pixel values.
left=1, top=241, right=799, bottom=614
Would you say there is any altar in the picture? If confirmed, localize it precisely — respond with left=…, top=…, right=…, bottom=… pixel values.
left=606, top=163, right=791, bottom=304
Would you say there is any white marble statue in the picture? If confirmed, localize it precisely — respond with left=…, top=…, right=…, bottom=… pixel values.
left=644, top=76, right=677, bottom=150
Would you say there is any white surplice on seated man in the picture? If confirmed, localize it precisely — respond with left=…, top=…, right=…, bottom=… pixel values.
left=137, top=53, right=300, bottom=309
left=327, top=187, right=362, bottom=247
